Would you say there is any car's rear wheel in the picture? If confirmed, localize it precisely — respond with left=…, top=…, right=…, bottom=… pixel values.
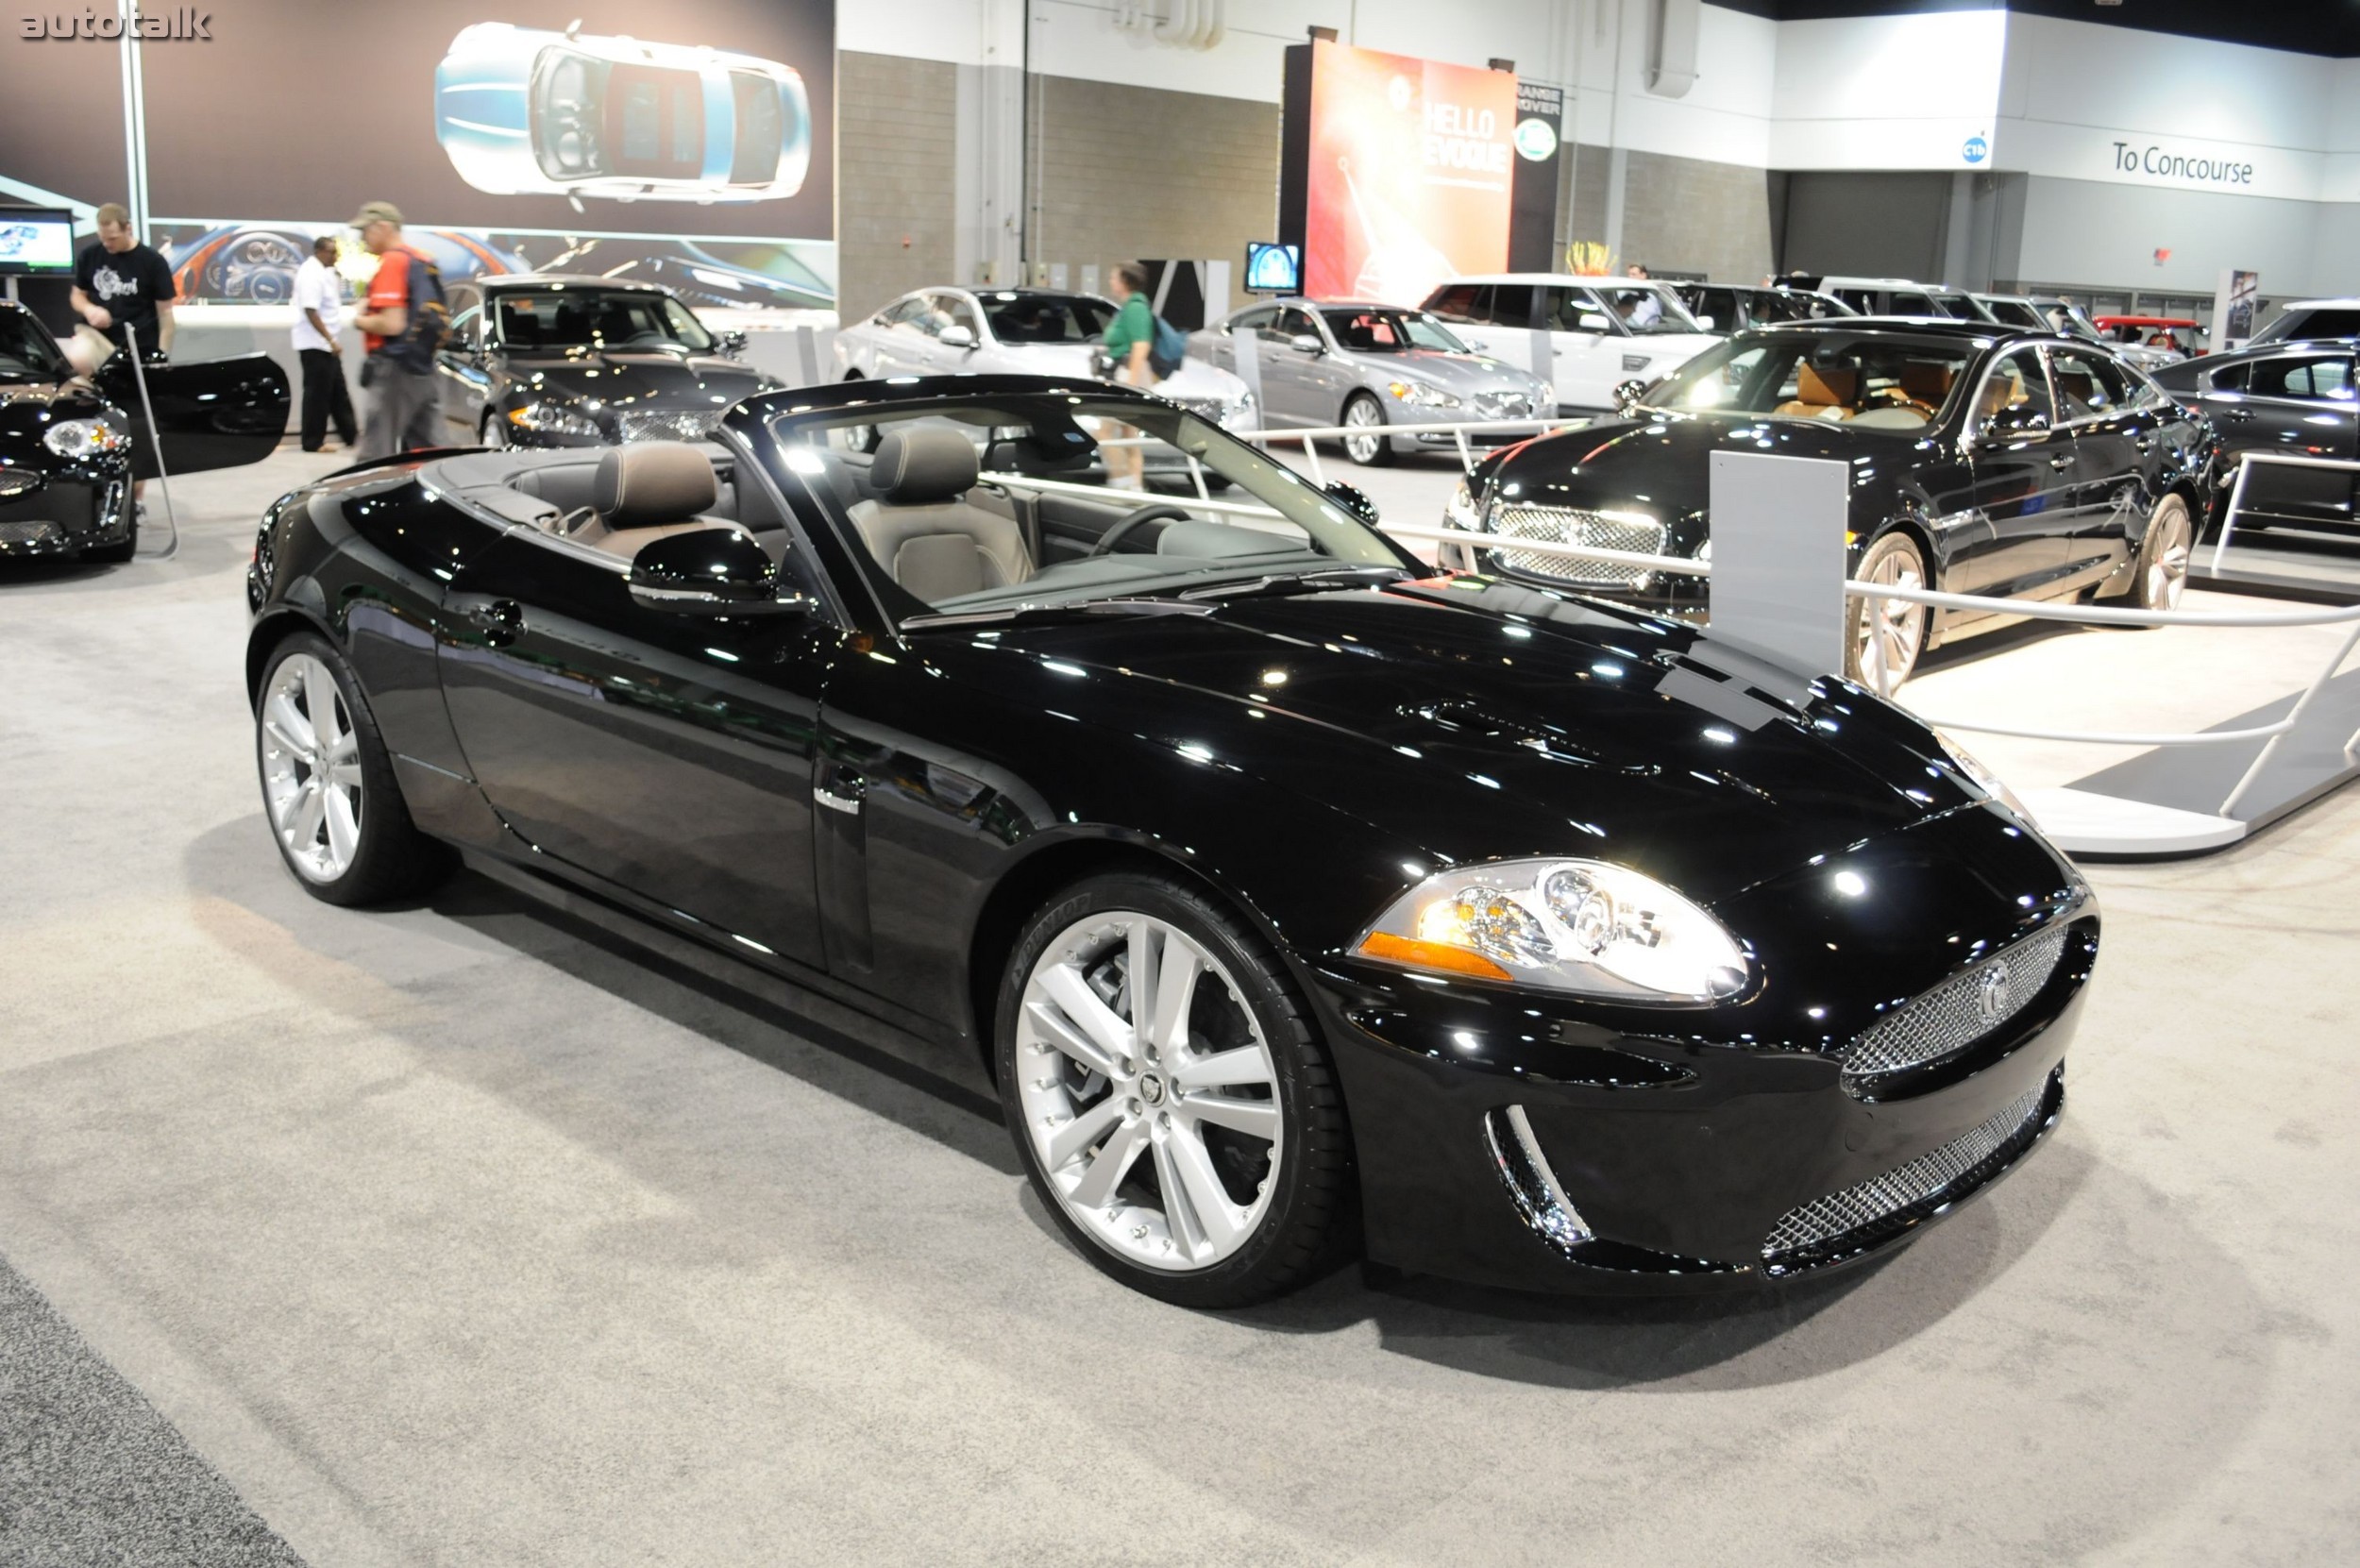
left=1341, top=392, right=1393, bottom=466
left=996, top=872, right=1352, bottom=1307
left=1846, top=531, right=1930, bottom=692
left=2130, top=494, right=2193, bottom=613
left=256, top=633, right=452, bottom=906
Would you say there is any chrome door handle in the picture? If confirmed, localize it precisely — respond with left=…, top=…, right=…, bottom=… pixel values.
left=2048, top=454, right=2073, bottom=471
left=813, top=768, right=867, bottom=816
left=2133, top=435, right=2155, bottom=453
left=463, top=598, right=523, bottom=645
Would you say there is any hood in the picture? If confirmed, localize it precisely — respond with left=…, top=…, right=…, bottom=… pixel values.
left=504, top=349, right=768, bottom=414
left=1478, top=412, right=1917, bottom=546
left=0, top=379, right=111, bottom=441
left=964, top=578, right=1986, bottom=908
left=993, top=342, right=1251, bottom=401
left=1363, top=348, right=1546, bottom=396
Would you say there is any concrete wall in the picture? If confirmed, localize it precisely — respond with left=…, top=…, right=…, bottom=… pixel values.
left=1777, top=171, right=1956, bottom=282
left=2010, top=176, right=2337, bottom=299
left=837, top=52, right=960, bottom=322
left=1619, top=150, right=1775, bottom=283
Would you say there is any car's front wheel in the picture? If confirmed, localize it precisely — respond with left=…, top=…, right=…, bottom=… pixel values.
left=2130, top=494, right=2193, bottom=613
left=996, top=872, right=1353, bottom=1307
left=1846, top=530, right=1930, bottom=692
left=1341, top=392, right=1394, bottom=466
left=256, top=633, right=452, bottom=905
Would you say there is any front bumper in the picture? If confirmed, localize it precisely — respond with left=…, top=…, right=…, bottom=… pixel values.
left=0, top=469, right=130, bottom=558
left=1309, top=804, right=2094, bottom=1293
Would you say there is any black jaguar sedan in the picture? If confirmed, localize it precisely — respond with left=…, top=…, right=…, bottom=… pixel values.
left=244, top=373, right=2094, bottom=1306
left=429, top=273, right=783, bottom=450
left=1, top=300, right=286, bottom=561
left=1441, top=320, right=2212, bottom=685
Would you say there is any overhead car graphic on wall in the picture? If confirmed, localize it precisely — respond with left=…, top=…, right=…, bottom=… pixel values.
left=434, top=21, right=813, bottom=205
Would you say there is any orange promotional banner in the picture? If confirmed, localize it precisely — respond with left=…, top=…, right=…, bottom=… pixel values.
left=1303, top=40, right=1516, bottom=305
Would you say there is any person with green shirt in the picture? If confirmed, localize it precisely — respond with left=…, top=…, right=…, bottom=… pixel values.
left=1103, top=261, right=1157, bottom=489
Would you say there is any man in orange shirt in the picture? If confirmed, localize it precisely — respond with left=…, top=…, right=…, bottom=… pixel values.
left=348, top=201, right=445, bottom=460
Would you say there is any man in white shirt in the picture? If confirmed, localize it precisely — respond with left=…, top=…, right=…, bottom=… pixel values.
left=292, top=236, right=357, bottom=452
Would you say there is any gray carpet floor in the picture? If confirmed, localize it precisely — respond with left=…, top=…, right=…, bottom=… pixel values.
left=0, top=448, right=2355, bottom=1565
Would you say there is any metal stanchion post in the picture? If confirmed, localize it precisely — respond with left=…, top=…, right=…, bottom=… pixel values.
left=120, top=321, right=178, bottom=560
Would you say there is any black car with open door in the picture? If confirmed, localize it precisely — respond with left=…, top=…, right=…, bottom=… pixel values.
left=0, top=299, right=288, bottom=561
left=243, top=372, right=2096, bottom=1307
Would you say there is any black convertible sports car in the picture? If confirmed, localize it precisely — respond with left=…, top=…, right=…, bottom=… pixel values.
left=430, top=273, right=783, bottom=449
left=1, top=300, right=287, bottom=560
left=1442, top=320, right=2213, bottom=685
left=244, top=373, right=2094, bottom=1305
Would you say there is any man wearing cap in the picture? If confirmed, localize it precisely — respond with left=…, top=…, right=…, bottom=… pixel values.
left=348, top=201, right=443, bottom=461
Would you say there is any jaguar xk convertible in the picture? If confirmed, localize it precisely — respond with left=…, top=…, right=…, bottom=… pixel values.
left=244, top=373, right=2095, bottom=1306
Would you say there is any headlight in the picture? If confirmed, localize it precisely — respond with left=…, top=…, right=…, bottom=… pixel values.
left=43, top=419, right=126, bottom=459
left=507, top=402, right=604, bottom=437
left=1445, top=479, right=1484, bottom=532
left=1355, top=859, right=1749, bottom=1002
left=1388, top=379, right=1461, bottom=408
left=1935, top=732, right=2028, bottom=818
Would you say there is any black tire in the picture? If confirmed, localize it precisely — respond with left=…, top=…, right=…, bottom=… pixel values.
left=1340, top=392, right=1396, bottom=467
left=994, top=871, right=1355, bottom=1307
left=255, top=632, right=454, bottom=906
left=1844, top=530, right=1931, bottom=690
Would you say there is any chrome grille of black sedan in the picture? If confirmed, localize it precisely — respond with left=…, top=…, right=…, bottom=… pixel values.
left=616, top=409, right=724, bottom=443
left=1762, top=1079, right=2050, bottom=1266
left=1845, top=922, right=2070, bottom=1085
left=1486, top=504, right=1666, bottom=586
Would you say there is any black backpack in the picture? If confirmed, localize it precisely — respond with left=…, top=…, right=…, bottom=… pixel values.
left=379, top=247, right=449, bottom=372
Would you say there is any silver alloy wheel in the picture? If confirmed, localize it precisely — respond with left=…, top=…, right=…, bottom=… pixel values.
left=260, top=653, right=364, bottom=884
left=2147, top=503, right=2192, bottom=609
left=1342, top=396, right=1386, bottom=464
left=1858, top=543, right=1927, bottom=692
left=1016, top=912, right=1282, bottom=1272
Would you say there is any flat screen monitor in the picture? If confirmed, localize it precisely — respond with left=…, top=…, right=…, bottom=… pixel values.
left=1244, top=242, right=1301, bottom=295
left=0, top=209, right=78, bottom=278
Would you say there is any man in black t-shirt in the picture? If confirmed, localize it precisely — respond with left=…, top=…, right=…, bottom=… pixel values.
left=65, top=202, right=177, bottom=377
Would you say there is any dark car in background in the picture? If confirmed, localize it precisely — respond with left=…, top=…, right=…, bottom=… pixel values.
left=0, top=301, right=287, bottom=561
left=1673, top=282, right=1854, bottom=334
left=1440, top=320, right=2210, bottom=685
left=432, top=273, right=781, bottom=448
left=2152, top=339, right=2357, bottom=534
left=240, top=372, right=2091, bottom=1307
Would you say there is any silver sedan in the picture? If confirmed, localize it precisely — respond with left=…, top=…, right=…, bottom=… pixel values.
left=1188, top=300, right=1555, bottom=465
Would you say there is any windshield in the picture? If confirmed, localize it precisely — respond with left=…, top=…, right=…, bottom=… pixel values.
left=768, top=394, right=1407, bottom=623
left=1318, top=309, right=1468, bottom=353
left=1648, top=332, right=1981, bottom=432
left=980, top=293, right=1115, bottom=345
left=1590, top=284, right=1705, bottom=336
left=0, top=312, right=69, bottom=382
left=492, top=289, right=716, bottom=352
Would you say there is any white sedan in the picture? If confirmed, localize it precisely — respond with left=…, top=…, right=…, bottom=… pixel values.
left=835, top=288, right=1258, bottom=430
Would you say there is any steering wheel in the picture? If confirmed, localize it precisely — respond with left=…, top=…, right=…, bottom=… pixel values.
left=1090, top=502, right=1198, bottom=558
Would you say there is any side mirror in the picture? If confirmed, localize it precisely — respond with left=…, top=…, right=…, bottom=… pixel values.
left=1323, top=481, right=1379, bottom=527
left=939, top=324, right=978, bottom=349
left=627, top=529, right=807, bottom=616
left=716, top=329, right=750, bottom=359
left=1613, top=379, right=1648, bottom=417
left=1978, top=405, right=2050, bottom=445
left=1289, top=333, right=1323, bottom=355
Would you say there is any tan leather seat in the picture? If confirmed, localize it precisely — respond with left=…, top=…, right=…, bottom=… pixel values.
left=563, top=441, right=746, bottom=562
left=1776, top=362, right=1858, bottom=420
left=1896, top=361, right=1954, bottom=407
left=848, top=427, right=1033, bottom=601
left=2055, top=370, right=2099, bottom=415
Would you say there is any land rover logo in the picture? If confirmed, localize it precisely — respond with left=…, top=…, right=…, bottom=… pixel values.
left=1977, top=960, right=2013, bottom=1024
left=1513, top=117, right=1559, bottom=162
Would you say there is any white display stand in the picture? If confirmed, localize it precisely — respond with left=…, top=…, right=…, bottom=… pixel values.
left=1702, top=449, right=1849, bottom=677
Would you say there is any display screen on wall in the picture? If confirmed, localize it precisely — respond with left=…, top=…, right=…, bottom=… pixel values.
left=1299, top=40, right=1514, bottom=305
left=0, top=1, right=835, bottom=309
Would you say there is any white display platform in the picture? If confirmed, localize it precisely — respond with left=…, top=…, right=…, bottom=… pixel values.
left=2016, top=787, right=2248, bottom=856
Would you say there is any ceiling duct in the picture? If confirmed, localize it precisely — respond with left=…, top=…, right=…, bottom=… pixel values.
left=1646, top=0, right=1699, bottom=98
left=1115, top=0, right=1226, bottom=51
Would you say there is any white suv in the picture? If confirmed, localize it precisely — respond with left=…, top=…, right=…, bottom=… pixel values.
left=1420, top=275, right=1721, bottom=414
left=2250, top=299, right=2360, bottom=346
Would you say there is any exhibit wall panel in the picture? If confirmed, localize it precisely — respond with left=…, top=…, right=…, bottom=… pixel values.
left=1559, top=1, right=1774, bottom=170
left=1618, top=149, right=1774, bottom=284
left=2011, top=176, right=2329, bottom=298
left=1030, top=75, right=1280, bottom=291
left=838, top=51, right=959, bottom=320
left=2319, top=58, right=2360, bottom=204
left=1777, top=171, right=1954, bottom=282
left=1766, top=10, right=2004, bottom=171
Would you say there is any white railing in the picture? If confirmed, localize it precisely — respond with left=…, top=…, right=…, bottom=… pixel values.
left=2207, top=449, right=2360, bottom=571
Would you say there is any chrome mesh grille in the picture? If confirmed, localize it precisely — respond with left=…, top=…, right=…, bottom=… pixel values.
left=1846, top=923, right=2071, bottom=1083
left=1762, top=1080, right=2049, bottom=1261
left=1471, top=390, right=1534, bottom=420
left=1485, top=504, right=1667, bottom=586
left=616, top=408, right=724, bottom=443
left=0, top=520, right=60, bottom=547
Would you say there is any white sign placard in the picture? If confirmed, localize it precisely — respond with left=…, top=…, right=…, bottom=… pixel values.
left=1707, top=450, right=1851, bottom=678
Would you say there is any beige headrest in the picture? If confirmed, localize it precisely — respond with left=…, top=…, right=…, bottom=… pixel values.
left=872, top=426, right=980, bottom=503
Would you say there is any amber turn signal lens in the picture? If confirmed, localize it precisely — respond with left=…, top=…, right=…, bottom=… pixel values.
left=1355, top=931, right=1512, bottom=981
